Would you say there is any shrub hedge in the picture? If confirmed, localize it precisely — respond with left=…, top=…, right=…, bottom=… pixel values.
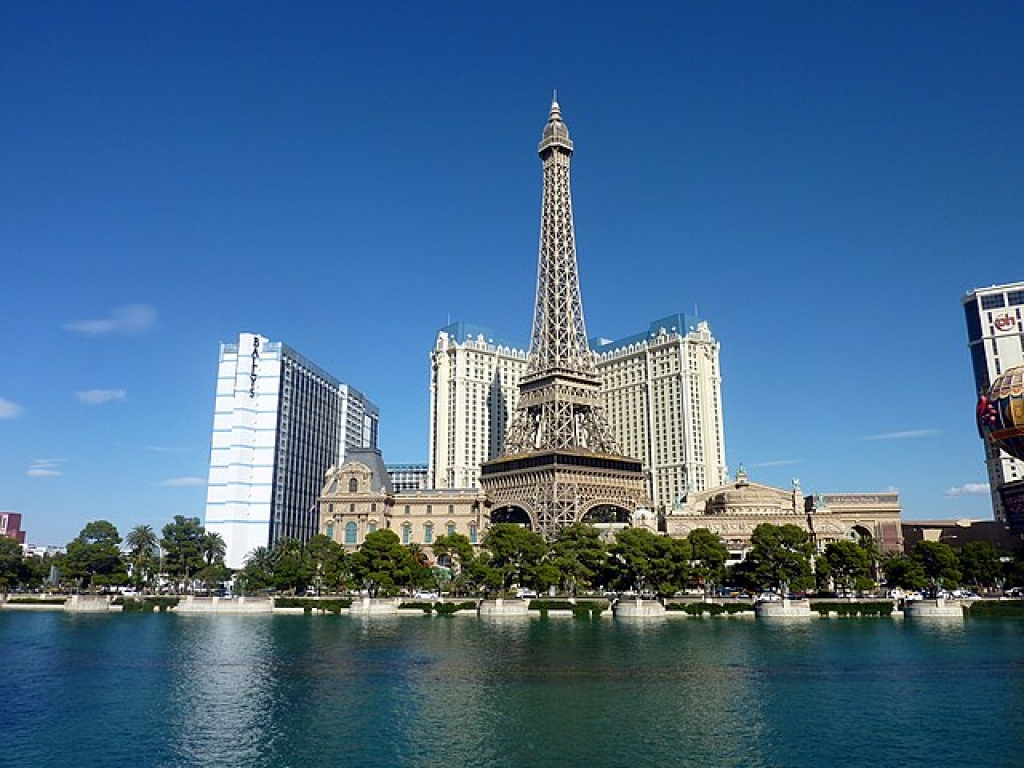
left=966, top=600, right=1024, bottom=618
left=528, top=599, right=609, bottom=618
left=121, top=596, right=180, bottom=613
left=812, top=601, right=894, bottom=617
left=668, top=602, right=753, bottom=616
left=274, top=597, right=352, bottom=614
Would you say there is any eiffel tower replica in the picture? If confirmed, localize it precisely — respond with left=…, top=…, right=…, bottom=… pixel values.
left=480, top=98, right=649, bottom=537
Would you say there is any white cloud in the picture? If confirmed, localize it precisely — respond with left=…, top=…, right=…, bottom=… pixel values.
left=76, top=389, right=127, bottom=405
left=147, top=445, right=188, bottom=454
left=749, top=460, right=802, bottom=468
left=860, top=429, right=940, bottom=441
left=944, top=483, right=990, bottom=499
left=0, top=398, right=23, bottom=419
left=63, top=304, right=157, bottom=336
left=158, top=476, right=206, bottom=487
left=27, top=458, right=66, bottom=478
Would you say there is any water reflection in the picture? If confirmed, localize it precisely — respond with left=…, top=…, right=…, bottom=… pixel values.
left=166, top=616, right=277, bottom=766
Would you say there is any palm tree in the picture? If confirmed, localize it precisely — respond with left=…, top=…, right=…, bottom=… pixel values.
left=125, top=524, right=158, bottom=590
left=202, top=531, right=227, bottom=566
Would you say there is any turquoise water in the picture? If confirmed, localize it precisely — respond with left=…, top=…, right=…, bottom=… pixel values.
left=3, top=612, right=1023, bottom=767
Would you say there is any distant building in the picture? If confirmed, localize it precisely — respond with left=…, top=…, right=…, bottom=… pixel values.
left=665, top=467, right=903, bottom=562
left=387, top=463, right=430, bottom=492
left=204, top=332, right=380, bottom=569
left=1, top=512, right=25, bottom=545
left=963, top=281, right=1024, bottom=523
left=319, top=450, right=487, bottom=553
left=428, top=314, right=727, bottom=510
left=901, top=518, right=1021, bottom=552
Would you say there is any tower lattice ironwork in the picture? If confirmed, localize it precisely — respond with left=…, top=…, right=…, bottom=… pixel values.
left=480, top=99, right=648, bottom=537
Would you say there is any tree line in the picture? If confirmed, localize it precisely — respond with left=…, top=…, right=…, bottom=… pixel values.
left=3, top=518, right=1023, bottom=598
left=0, top=516, right=228, bottom=593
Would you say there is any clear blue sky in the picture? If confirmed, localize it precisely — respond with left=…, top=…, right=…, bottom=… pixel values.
left=3, top=2, right=1022, bottom=546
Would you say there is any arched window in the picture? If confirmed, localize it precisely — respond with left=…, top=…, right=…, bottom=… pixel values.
left=345, top=522, right=357, bottom=545
left=402, top=524, right=412, bottom=545
left=348, top=478, right=358, bottom=493
left=446, top=522, right=456, bottom=536
left=368, top=521, right=377, bottom=534
left=325, top=522, right=335, bottom=541
left=424, top=522, right=434, bottom=544
left=469, top=524, right=478, bottom=544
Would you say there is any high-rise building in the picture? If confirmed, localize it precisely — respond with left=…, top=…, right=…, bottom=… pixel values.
left=204, top=333, right=379, bottom=568
left=429, top=313, right=727, bottom=510
left=1, top=511, right=25, bottom=545
left=593, top=314, right=727, bottom=509
left=963, top=281, right=1024, bottom=524
left=386, top=463, right=430, bottom=492
left=478, top=99, right=647, bottom=536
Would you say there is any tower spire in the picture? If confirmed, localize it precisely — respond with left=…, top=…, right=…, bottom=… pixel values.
left=481, top=99, right=647, bottom=537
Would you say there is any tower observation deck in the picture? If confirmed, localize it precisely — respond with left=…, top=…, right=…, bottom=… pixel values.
left=479, top=99, right=649, bottom=536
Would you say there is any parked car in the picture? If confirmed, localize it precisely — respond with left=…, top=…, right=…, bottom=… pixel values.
left=515, top=588, right=537, bottom=599
left=413, top=590, right=439, bottom=600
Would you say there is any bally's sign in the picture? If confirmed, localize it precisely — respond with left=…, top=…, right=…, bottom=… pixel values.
left=994, top=313, right=1018, bottom=333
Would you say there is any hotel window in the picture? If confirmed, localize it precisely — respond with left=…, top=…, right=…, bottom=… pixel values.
left=349, top=503, right=355, bottom=514
left=325, top=522, right=334, bottom=541
left=402, top=524, right=411, bottom=544
left=368, top=521, right=377, bottom=534
left=424, top=523, right=434, bottom=544
left=404, top=505, right=411, bottom=515
left=982, top=294, right=1006, bottom=310
left=447, top=522, right=456, bottom=536
left=348, top=478, right=358, bottom=492
left=344, top=522, right=357, bottom=545
left=469, top=524, right=478, bottom=544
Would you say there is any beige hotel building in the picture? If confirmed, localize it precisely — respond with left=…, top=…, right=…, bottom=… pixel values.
left=428, top=314, right=728, bottom=511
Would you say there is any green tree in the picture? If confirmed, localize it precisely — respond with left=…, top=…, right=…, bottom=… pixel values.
left=240, top=546, right=276, bottom=592
left=911, top=541, right=961, bottom=591
left=549, top=523, right=608, bottom=595
left=480, top=524, right=546, bottom=592
left=201, top=531, right=227, bottom=566
left=823, top=540, right=874, bottom=595
left=957, top=542, right=1004, bottom=591
left=686, top=528, right=728, bottom=594
left=306, top=533, right=348, bottom=594
left=272, top=538, right=313, bottom=593
left=882, top=553, right=928, bottom=591
left=349, top=529, right=419, bottom=596
left=608, top=528, right=691, bottom=597
left=0, top=536, right=25, bottom=590
left=125, top=524, right=159, bottom=589
left=739, top=523, right=814, bottom=593
left=61, top=520, right=127, bottom=589
left=160, top=516, right=207, bottom=591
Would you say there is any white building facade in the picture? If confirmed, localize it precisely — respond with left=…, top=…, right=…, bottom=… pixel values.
left=428, top=315, right=727, bottom=511
left=204, top=333, right=379, bottom=569
left=963, top=281, right=1024, bottom=523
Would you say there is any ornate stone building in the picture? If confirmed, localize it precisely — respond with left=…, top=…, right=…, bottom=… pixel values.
left=318, top=449, right=488, bottom=552
left=665, top=467, right=902, bottom=561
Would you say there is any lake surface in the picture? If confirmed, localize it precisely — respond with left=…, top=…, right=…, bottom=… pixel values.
left=3, top=611, right=1023, bottom=767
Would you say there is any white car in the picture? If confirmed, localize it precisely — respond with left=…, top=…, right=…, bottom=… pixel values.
left=515, top=588, right=538, bottom=599
left=413, top=590, right=439, bottom=600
